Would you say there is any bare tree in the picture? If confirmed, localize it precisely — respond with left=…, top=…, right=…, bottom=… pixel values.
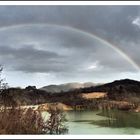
left=0, top=65, right=8, bottom=94
left=0, top=65, right=3, bottom=92
left=45, top=106, right=68, bottom=134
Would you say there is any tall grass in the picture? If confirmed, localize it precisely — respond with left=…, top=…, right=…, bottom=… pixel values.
left=0, top=106, right=68, bottom=134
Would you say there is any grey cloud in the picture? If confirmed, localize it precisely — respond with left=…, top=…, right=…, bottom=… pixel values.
left=0, top=6, right=139, bottom=87
left=0, top=6, right=140, bottom=57
left=1, top=25, right=138, bottom=73
left=0, top=26, right=136, bottom=75
left=0, top=45, right=66, bottom=73
left=0, top=6, right=139, bottom=41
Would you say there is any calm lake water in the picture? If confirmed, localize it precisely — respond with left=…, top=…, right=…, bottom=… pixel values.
left=43, top=110, right=140, bottom=135
left=66, top=110, right=140, bottom=135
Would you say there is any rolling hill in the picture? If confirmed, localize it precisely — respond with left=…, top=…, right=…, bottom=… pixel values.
left=40, top=82, right=100, bottom=93
left=0, top=79, right=140, bottom=108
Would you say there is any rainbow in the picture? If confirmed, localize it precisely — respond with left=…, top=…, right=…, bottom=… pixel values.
left=0, top=23, right=139, bottom=71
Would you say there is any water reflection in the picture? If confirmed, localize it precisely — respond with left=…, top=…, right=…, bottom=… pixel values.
left=91, top=109, right=140, bottom=128
left=44, top=110, right=140, bottom=134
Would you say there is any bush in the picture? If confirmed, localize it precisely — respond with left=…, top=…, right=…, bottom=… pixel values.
left=0, top=106, right=68, bottom=134
left=45, top=106, right=68, bottom=134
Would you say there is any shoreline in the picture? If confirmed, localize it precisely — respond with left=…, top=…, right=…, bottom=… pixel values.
left=0, top=100, right=139, bottom=113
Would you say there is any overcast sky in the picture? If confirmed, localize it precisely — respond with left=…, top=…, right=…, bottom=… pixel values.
left=0, top=6, right=140, bottom=88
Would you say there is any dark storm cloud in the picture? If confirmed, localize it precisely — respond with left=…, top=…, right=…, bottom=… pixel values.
left=0, top=5, right=140, bottom=87
left=0, top=45, right=67, bottom=73
left=0, top=6, right=139, bottom=41
left=0, top=6, right=140, bottom=63
left=0, top=22, right=138, bottom=75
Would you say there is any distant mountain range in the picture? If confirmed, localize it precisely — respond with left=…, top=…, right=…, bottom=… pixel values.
left=78, top=79, right=140, bottom=99
left=0, top=79, right=140, bottom=107
left=40, top=82, right=102, bottom=93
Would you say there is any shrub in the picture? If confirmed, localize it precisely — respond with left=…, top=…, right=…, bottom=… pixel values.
left=0, top=106, right=68, bottom=134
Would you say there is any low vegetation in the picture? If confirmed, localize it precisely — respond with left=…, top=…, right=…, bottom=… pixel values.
left=0, top=106, right=68, bottom=134
left=0, top=66, right=68, bottom=134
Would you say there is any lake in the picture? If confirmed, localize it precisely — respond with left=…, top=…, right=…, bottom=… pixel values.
left=42, top=110, right=140, bottom=135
